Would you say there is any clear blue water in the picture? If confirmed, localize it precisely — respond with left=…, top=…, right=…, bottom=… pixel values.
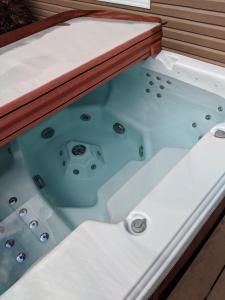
left=18, top=66, right=225, bottom=217
left=19, top=90, right=144, bottom=209
left=1, top=64, right=225, bottom=294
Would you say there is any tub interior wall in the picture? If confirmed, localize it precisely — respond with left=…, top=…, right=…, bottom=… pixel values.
left=0, top=143, right=71, bottom=294
left=1, top=63, right=225, bottom=295
left=18, top=65, right=225, bottom=222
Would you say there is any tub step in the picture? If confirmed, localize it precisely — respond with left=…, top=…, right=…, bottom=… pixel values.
left=58, top=147, right=188, bottom=227
left=106, top=147, right=188, bottom=223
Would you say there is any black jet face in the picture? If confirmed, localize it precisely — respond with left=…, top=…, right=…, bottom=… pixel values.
left=72, top=144, right=86, bottom=156
left=41, top=127, right=55, bottom=139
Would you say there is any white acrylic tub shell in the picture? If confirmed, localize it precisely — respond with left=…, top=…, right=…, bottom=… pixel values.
left=2, top=51, right=225, bottom=300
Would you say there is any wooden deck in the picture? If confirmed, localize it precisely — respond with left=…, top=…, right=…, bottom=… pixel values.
left=167, top=216, right=225, bottom=300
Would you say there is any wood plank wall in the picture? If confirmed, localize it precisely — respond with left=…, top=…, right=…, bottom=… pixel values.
left=29, top=0, right=225, bottom=67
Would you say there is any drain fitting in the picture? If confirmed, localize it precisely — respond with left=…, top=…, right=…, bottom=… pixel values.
left=215, top=130, right=225, bottom=138
left=125, top=213, right=149, bottom=235
left=131, top=218, right=147, bottom=234
left=211, top=123, right=225, bottom=138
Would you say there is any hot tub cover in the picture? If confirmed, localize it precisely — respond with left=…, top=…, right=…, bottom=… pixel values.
left=0, top=10, right=162, bottom=146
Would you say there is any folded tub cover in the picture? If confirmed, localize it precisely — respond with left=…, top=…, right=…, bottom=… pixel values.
left=0, top=10, right=162, bottom=145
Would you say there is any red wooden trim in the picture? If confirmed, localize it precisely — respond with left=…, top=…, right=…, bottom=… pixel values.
left=0, top=24, right=161, bottom=118
left=0, top=33, right=161, bottom=145
left=0, top=47, right=152, bottom=146
left=150, top=39, right=162, bottom=57
left=87, top=10, right=162, bottom=23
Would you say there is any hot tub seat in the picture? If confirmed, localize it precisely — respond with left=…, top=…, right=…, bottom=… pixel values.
left=57, top=147, right=188, bottom=226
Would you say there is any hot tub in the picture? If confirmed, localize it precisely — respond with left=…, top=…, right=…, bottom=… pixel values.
left=1, top=49, right=225, bottom=299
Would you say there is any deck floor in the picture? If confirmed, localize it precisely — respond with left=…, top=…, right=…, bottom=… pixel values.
left=167, top=216, right=225, bottom=300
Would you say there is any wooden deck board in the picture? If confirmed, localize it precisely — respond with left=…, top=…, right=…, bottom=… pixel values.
left=207, top=267, right=225, bottom=300
left=167, top=217, right=225, bottom=300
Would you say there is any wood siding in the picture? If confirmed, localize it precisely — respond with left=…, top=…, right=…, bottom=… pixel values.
left=30, top=0, right=225, bottom=67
